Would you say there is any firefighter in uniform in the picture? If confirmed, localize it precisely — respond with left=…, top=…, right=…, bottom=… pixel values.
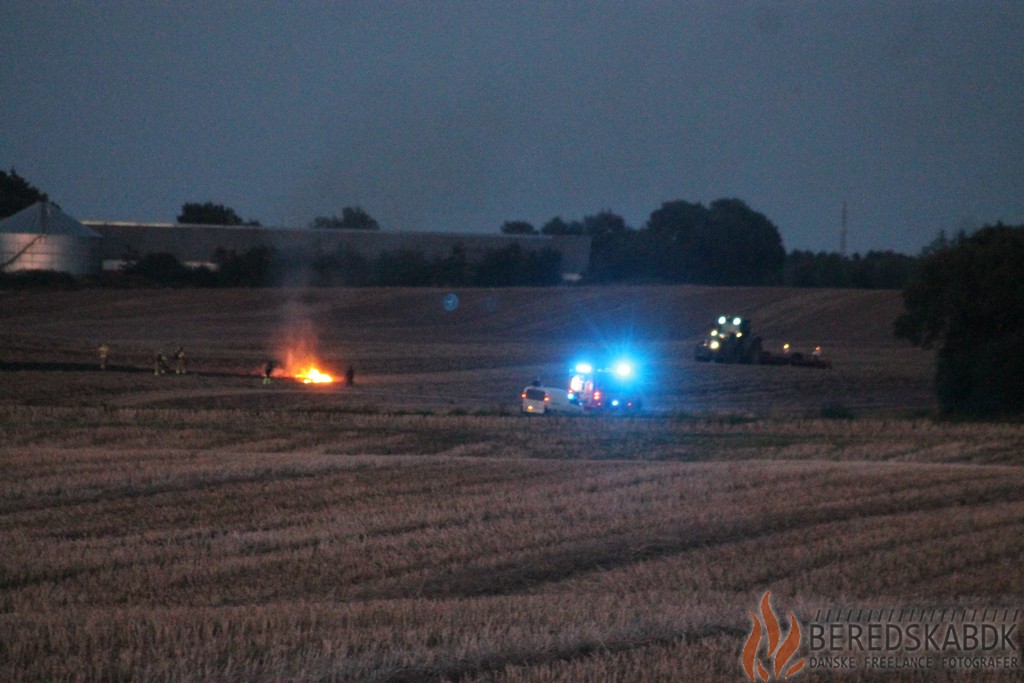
left=98, top=343, right=109, bottom=370
left=154, top=351, right=168, bottom=375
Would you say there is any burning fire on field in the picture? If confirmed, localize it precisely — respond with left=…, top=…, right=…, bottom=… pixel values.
left=294, top=365, right=333, bottom=384
left=272, top=320, right=337, bottom=384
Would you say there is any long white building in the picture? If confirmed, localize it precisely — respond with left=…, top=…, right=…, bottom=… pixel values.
left=82, top=220, right=591, bottom=281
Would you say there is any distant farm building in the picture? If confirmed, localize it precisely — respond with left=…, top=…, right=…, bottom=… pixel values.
left=83, top=221, right=592, bottom=281
left=0, top=202, right=102, bottom=275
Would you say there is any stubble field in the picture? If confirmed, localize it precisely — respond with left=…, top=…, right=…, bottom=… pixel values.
left=1, top=286, right=1021, bottom=681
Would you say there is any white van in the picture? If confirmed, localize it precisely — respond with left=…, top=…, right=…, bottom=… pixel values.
left=521, top=386, right=584, bottom=415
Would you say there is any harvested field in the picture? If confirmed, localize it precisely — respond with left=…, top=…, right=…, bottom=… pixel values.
left=1, top=286, right=1021, bottom=681
left=0, top=286, right=930, bottom=415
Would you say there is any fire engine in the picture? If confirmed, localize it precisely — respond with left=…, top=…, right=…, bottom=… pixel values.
left=568, top=359, right=644, bottom=412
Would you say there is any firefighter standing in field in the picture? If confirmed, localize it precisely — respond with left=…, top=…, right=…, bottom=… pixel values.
left=345, top=365, right=355, bottom=387
left=98, top=343, right=109, bottom=370
left=154, top=351, right=168, bottom=376
left=263, top=360, right=275, bottom=385
left=173, top=346, right=186, bottom=374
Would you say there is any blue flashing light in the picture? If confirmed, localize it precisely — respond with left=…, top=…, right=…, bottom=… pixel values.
left=613, top=361, right=633, bottom=378
left=611, top=399, right=620, bottom=407
left=575, top=362, right=593, bottom=374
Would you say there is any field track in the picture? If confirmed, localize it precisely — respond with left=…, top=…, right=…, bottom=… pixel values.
left=1, top=286, right=1021, bottom=682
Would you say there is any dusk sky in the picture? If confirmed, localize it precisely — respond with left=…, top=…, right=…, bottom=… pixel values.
left=2, top=1, right=1022, bottom=254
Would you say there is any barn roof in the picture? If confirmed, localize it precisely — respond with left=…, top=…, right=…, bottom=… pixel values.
left=0, top=202, right=101, bottom=238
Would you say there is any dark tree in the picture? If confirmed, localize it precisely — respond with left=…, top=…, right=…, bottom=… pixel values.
left=335, top=247, right=373, bottom=285
left=707, top=198, right=786, bottom=284
left=342, top=206, right=380, bottom=230
left=644, top=198, right=785, bottom=285
left=310, top=216, right=342, bottom=229
left=0, top=270, right=78, bottom=290
left=434, top=244, right=470, bottom=286
left=212, top=246, right=279, bottom=286
left=374, top=249, right=433, bottom=286
left=0, top=168, right=50, bottom=219
left=178, top=202, right=260, bottom=226
left=522, top=247, right=563, bottom=286
left=582, top=211, right=629, bottom=236
left=644, top=199, right=714, bottom=283
left=311, top=206, right=380, bottom=230
left=541, top=216, right=585, bottom=235
left=500, top=220, right=538, bottom=235
left=473, top=244, right=562, bottom=286
left=783, top=250, right=917, bottom=289
left=474, top=244, right=525, bottom=286
left=579, top=211, right=644, bottom=283
left=850, top=251, right=918, bottom=289
left=784, top=250, right=853, bottom=288
left=302, top=242, right=560, bottom=288
left=894, top=224, right=1024, bottom=415
left=123, top=253, right=193, bottom=286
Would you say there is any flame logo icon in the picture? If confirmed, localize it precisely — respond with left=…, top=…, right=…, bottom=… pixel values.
left=742, top=591, right=806, bottom=681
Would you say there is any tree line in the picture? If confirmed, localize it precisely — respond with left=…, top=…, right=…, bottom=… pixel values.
left=101, top=198, right=917, bottom=290
left=178, top=202, right=381, bottom=231
left=99, top=242, right=563, bottom=289
left=504, top=200, right=919, bottom=289
left=1, top=172, right=920, bottom=289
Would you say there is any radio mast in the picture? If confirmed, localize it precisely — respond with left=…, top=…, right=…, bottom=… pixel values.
left=839, top=202, right=848, bottom=256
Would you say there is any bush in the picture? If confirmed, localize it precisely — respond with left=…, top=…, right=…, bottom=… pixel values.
left=213, top=246, right=280, bottom=287
left=895, top=224, right=1024, bottom=416
left=0, top=269, right=79, bottom=290
left=123, top=252, right=193, bottom=286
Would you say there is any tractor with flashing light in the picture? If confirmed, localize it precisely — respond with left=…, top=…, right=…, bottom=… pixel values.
left=694, top=315, right=763, bottom=364
left=694, top=316, right=831, bottom=368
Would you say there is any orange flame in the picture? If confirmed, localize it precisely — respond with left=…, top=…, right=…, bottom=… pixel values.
left=274, top=319, right=336, bottom=384
left=742, top=591, right=806, bottom=681
left=294, top=366, right=333, bottom=384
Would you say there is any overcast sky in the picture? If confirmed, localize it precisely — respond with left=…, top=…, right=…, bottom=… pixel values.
left=2, top=1, right=1022, bottom=254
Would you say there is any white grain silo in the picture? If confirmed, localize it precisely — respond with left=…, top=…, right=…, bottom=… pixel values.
left=0, top=202, right=101, bottom=275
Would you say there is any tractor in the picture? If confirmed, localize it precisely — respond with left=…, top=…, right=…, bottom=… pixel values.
left=694, top=316, right=763, bottom=364
left=694, top=316, right=831, bottom=368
